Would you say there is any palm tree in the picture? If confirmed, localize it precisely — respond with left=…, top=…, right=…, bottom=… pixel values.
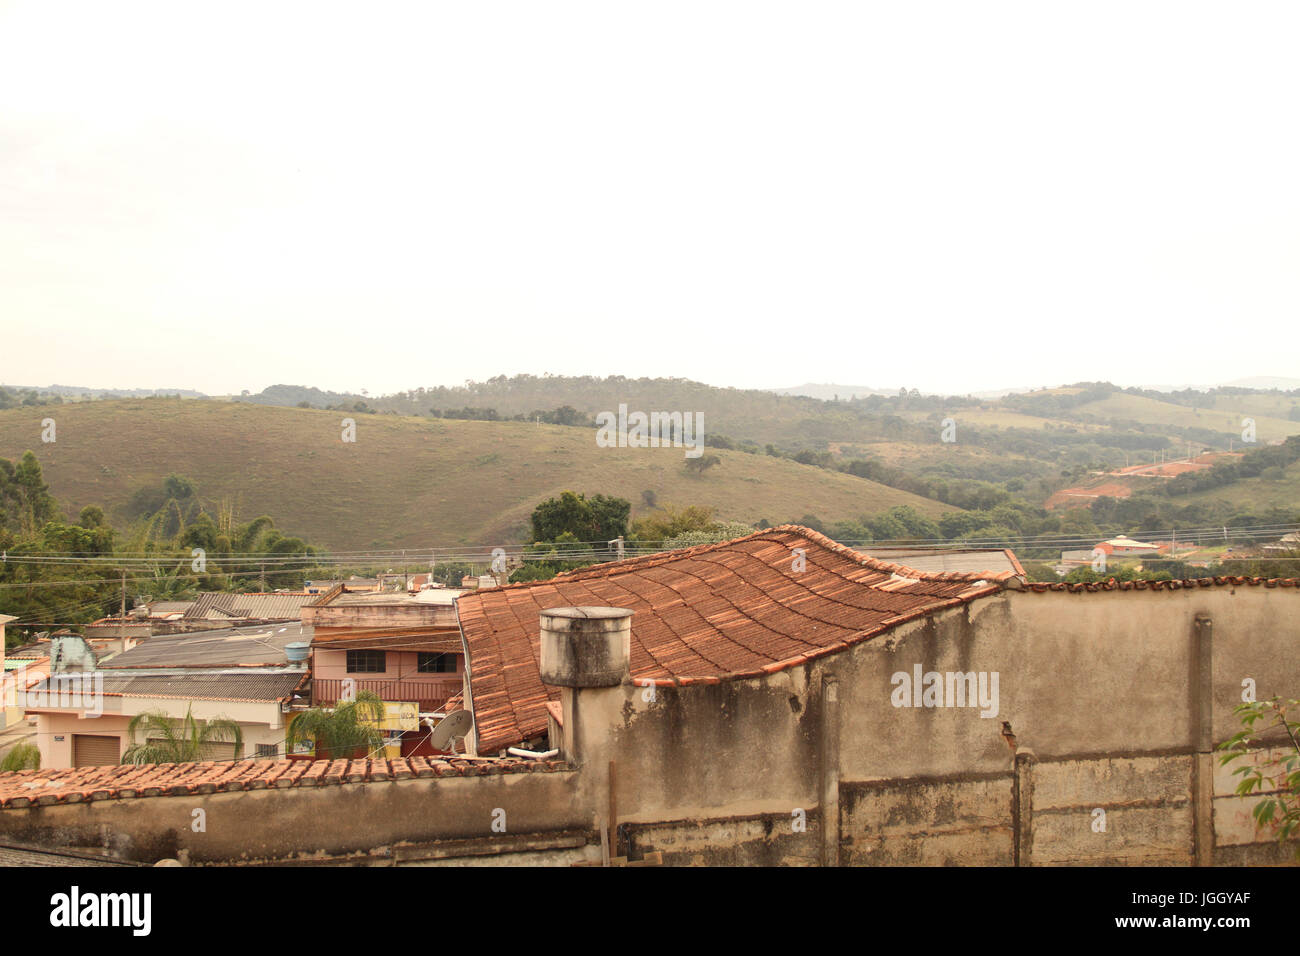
left=121, top=705, right=244, bottom=765
left=286, top=690, right=386, bottom=760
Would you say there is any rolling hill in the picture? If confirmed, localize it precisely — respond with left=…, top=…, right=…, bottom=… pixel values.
left=0, top=399, right=951, bottom=550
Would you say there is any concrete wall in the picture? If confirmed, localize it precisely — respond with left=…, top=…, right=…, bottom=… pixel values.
left=0, top=766, right=586, bottom=865
left=302, top=603, right=458, bottom=629
left=557, top=586, right=1300, bottom=865
left=0, top=585, right=1295, bottom=865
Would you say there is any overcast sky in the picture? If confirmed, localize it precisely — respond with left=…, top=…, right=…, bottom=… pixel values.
left=2, top=2, right=1297, bottom=397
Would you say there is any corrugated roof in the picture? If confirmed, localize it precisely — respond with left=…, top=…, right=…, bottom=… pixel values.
left=29, top=670, right=306, bottom=703
left=101, top=624, right=313, bottom=669
left=456, top=525, right=1016, bottom=753
left=184, top=592, right=314, bottom=621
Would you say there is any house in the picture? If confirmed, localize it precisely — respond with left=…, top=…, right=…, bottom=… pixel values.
left=1263, top=532, right=1300, bottom=554
left=23, top=628, right=310, bottom=769
left=1094, top=535, right=1160, bottom=556
left=0, top=615, right=48, bottom=729
left=303, top=586, right=467, bottom=757
left=0, top=525, right=1297, bottom=867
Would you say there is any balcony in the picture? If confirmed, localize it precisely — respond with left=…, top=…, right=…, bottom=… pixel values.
left=312, top=677, right=462, bottom=714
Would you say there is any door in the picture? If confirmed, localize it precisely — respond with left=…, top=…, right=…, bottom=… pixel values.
left=72, top=734, right=121, bottom=767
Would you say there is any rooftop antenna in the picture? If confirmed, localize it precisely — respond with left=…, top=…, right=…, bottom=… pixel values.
left=429, top=709, right=473, bottom=755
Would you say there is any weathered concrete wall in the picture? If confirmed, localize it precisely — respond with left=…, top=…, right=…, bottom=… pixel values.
left=841, top=773, right=1013, bottom=866
left=564, top=586, right=1299, bottom=866
left=303, top=604, right=458, bottom=628
left=1026, top=754, right=1193, bottom=865
left=0, top=767, right=586, bottom=865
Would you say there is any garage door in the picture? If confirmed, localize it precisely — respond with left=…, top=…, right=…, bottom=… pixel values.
left=72, top=734, right=121, bottom=767
left=200, top=741, right=238, bottom=762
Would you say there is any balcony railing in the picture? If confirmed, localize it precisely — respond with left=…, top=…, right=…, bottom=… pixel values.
left=312, top=677, right=461, bottom=714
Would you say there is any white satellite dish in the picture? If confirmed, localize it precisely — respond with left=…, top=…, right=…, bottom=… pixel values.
left=429, top=709, right=473, bottom=753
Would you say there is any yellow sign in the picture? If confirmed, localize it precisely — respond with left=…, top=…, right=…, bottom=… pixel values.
left=379, top=701, right=419, bottom=732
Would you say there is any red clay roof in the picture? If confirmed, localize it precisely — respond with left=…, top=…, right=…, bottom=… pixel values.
left=309, top=626, right=462, bottom=653
left=0, top=756, right=568, bottom=808
left=456, top=525, right=1017, bottom=753
left=1025, top=576, right=1300, bottom=593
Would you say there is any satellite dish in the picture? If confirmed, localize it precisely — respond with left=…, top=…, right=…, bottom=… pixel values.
left=429, top=709, right=473, bottom=753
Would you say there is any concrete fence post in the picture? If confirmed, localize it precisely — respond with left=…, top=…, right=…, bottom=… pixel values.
left=1013, top=749, right=1036, bottom=866
left=1192, top=614, right=1214, bottom=866
left=820, top=675, right=840, bottom=867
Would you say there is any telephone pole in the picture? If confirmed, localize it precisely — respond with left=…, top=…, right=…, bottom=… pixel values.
left=119, top=569, right=126, bottom=620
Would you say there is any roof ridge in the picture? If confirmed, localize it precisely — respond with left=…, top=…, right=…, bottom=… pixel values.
left=1025, top=576, right=1300, bottom=593
left=532, top=524, right=1019, bottom=587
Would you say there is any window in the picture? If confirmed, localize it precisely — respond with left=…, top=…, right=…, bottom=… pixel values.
left=346, top=650, right=386, bottom=673
left=256, top=743, right=279, bottom=758
left=418, top=652, right=457, bottom=673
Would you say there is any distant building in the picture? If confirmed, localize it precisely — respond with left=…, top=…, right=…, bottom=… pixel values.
left=303, top=587, right=467, bottom=757
left=23, top=626, right=311, bottom=769
left=1094, top=536, right=1159, bottom=556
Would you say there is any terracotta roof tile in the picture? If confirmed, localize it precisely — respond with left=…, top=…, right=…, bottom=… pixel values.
left=456, top=525, right=1014, bottom=753
left=1024, top=576, right=1300, bottom=593
left=0, top=756, right=567, bottom=808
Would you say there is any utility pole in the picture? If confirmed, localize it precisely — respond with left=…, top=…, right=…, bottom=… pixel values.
left=120, top=569, right=126, bottom=620
left=260, top=562, right=266, bottom=592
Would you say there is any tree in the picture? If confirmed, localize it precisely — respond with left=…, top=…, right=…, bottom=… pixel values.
left=530, top=491, right=594, bottom=543
left=630, top=504, right=716, bottom=542
left=122, top=706, right=244, bottom=765
left=1218, top=696, right=1300, bottom=858
left=529, top=492, right=630, bottom=544
left=286, top=690, right=386, bottom=760
left=11, top=451, right=56, bottom=533
left=587, top=494, right=630, bottom=541
left=684, top=454, right=721, bottom=475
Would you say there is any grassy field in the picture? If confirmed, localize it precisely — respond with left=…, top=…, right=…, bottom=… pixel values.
left=1073, top=393, right=1299, bottom=443
left=1167, top=457, right=1300, bottom=514
left=0, top=399, right=951, bottom=549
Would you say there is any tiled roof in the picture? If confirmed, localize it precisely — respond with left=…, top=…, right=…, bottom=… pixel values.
left=1025, top=576, right=1300, bottom=593
left=0, top=756, right=569, bottom=808
left=456, top=525, right=1017, bottom=753
left=310, top=626, right=462, bottom=653
left=0, top=843, right=138, bottom=866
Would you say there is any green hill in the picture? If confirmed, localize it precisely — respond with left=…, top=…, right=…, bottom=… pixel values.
left=0, top=399, right=950, bottom=549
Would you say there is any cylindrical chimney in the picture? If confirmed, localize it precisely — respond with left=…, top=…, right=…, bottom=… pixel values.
left=539, top=606, right=632, bottom=687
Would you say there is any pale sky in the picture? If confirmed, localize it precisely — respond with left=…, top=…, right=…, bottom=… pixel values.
left=2, top=1, right=1297, bottom=397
